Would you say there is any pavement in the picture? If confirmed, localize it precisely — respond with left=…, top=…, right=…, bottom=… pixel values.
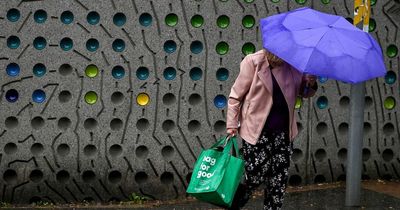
left=2, top=180, right=400, bottom=210
left=139, top=181, right=400, bottom=210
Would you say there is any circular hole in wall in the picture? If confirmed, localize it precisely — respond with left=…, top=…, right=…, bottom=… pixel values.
left=362, top=148, right=371, bottom=161
left=364, top=122, right=372, bottom=134
left=136, top=145, right=149, bottom=159
left=59, top=90, right=72, bottom=103
left=383, top=123, right=394, bottom=135
left=339, top=96, right=350, bottom=108
left=316, top=122, right=328, bottom=135
left=338, top=122, right=348, bottom=135
left=3, top=169, right=18, bottom=183
left=84, top=118, right=98, bottom=130
left=59, top=64, right=73, bottom=76
left=57, top=144, right=70, bottom=156
left=109, top=144, right=123, bottom=157
left=82, top=170, right=96, bottom=183
left=111, top=91, right=124, bottom=105
left=162, top=120, right=175, bottom=132
left=160, top=172, right=174, bottom=184
left=338, top=148, right=347, bottom=162
left=161, top=145, right=175, bottom=159
left=31, top=116, right=45, bottom=130
left=297, top=122, right=303, bottom=133
left=110, top=118, right=123, bottom=131
left=135, top=171, right=148, bottom=184
left=189, top=93, right=202, bottom=105
left=315, top=149, right=327, bottom=162
left=382, top=149, right=394, bottom=162
left=4, top=142, right=17, bottom=155
left=56, top=170, right=70, bottom=183
left=163, top=93, right=176, bottom=105
left=31, top=143, right=44, bottom=155
left=188, top=120, right=201, bottom=132
left=292, top=149, right=303, bottom=162
left=58, top=117, right=71, bottom=130
left=136, top=118, right=150, bottom=131
left=213, top=120, right=226, bottom=132
left=29, top=170, right=43, bottom=183
left=108, top=170, right=122, bottom=184
left=5, top=116, right=18, bottom=129
left=365, top=96, right=373, bottom=108
left=83, top=144, right=97, bottom=157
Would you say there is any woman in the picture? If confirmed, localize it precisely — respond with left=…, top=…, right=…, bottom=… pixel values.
left=226, top=49, right=317, bottom=210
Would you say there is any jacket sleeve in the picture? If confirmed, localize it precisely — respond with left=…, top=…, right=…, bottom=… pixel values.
left=290, top=65, right=303, bottom=97
left=226, top=55, right=254, bottom=129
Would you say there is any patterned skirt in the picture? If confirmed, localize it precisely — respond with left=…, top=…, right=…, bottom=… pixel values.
left=240, top=128, right=293, bottom=210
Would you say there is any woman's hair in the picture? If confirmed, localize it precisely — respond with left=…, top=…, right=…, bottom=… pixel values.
left=263, top=48, right=285, bottom=67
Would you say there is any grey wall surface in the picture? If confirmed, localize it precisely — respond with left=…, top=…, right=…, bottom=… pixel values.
left=0, top=0, right=399, bottom=204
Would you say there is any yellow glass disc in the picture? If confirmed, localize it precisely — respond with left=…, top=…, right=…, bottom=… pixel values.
left=137, top=93, right=149, bottom=106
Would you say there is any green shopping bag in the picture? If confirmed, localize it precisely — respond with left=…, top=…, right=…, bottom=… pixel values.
left=186, top=135, right=245, bottom=207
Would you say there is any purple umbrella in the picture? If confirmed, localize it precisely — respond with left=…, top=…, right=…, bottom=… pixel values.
left=260, top=7, right=386, bottom=84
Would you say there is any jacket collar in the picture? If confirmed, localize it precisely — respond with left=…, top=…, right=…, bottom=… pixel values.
left=256, top=52, right=273, bottom=93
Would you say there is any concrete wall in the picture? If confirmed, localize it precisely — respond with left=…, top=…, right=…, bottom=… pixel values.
left=0, top=0, right=399, bottom=204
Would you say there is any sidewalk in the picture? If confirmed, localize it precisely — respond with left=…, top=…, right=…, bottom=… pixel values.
left=2, top=180, right=399, bottom=209
left=142, top=181, right=400, bottom=210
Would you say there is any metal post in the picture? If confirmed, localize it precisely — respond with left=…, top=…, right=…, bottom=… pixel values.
left=345, top=82, right=365, bottom=206
left=346, top=0, right=370, bottom=206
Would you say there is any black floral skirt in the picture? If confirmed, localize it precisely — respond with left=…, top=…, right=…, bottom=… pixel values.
left=231, top=129, right=293, bottom=210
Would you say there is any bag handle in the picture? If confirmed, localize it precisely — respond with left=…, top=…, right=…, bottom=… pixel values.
left=222, top=135, right=240, bottom=157
left=211, top=135, right=241, bottom=157
left=210, top=135, right=228, bottom=149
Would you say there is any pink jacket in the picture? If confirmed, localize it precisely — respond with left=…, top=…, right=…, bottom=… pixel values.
left=226, top=50, right=311, bottom=145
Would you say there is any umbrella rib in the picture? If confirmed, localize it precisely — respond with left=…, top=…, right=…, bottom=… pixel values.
left=302, top=29, right=331, bottom=73
left=286, top=25, right=327, bottom=32
left=332, top=29, right=347, bottom=56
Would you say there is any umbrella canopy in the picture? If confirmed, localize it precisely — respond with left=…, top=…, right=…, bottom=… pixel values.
left=260, top=7, right=386, bottom=84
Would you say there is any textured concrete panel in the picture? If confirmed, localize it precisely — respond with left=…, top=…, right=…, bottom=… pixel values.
left=0, top=0, right=399, bottom=204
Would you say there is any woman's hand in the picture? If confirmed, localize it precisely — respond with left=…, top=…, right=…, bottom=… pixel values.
left=226, top=128, right=238, bottom=136
left=303, top=74, right=317, bottom=87
left=300, top=74, right=318, bottom=98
